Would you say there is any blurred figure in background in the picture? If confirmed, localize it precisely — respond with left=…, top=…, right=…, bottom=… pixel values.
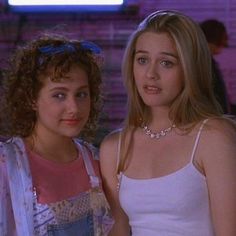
left=200, top=19, right=231, bottom=114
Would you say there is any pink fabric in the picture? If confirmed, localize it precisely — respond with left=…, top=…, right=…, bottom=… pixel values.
left=27, top=147, right=101, bottom=204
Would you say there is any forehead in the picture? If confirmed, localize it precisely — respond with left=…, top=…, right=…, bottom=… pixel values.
left=135, top=31, right=177, bottom=53
left=38, top=64, right=89, bottom=86
left=40, top=64, right=87, bottom=80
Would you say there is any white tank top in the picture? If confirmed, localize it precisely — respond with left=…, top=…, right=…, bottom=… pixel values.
left=118, top=120, right=215, bottom=236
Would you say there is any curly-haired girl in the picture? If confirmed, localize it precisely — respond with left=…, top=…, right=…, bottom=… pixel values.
left=0, top=34, right=113, bottom=236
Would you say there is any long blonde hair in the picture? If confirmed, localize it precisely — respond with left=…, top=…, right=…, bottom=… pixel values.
left=118, top=10, right=222, bottom=173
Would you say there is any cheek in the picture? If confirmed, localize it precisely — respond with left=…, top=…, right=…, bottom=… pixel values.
left=173, top=68, right=184, bottom=87
left=134, top=78, right=143, bottom=95
left=133, top=68, right=143, bottom=86
left=172, top=76, right=184, bottom=95
left=176, top=75, right=184, bottom=88
left=36, top=99, right=61, bottom=116
left=133, top=62, right=143, bottom=78
left=85, top=105, right=91, bottom=116
left=37, top=107, right=59, bottom=121
left=79, top=99, right=91, bottom=114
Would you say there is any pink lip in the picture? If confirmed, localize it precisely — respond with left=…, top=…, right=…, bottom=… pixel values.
left=61, top=119, right=81, bottom=126
left=144, top=85, right=162, bottom=94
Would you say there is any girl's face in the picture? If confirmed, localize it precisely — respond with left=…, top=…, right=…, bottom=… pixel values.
left=133, top=31, right=184, bottom=109
left=34, top=65, right=90, bottom=138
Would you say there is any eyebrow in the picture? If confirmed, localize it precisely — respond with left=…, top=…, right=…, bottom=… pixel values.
left=49, top=85, right=89, bottom=92
left=135, top=50, right=178, bottom=59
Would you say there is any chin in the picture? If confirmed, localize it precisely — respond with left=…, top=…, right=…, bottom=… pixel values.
left=61, top=129, right=82, bottom=138
left=144, top=100, right=164, bottom=107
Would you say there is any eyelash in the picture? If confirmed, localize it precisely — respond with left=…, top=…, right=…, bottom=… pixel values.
left=53, top=93, right=65, bottom=99
left=160, top=60, right=174, bottom=68
left=136, top=57, right=174, bottom=68
left=52, top=91, right=89, bottom=100
left=137, top=57, right=148, bottom=64
left=77, top=91, right=89, bottom=98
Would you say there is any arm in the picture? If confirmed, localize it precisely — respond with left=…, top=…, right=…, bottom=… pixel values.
left=200, top=120, right=236, bottom=236
left=100, top=132, right=131, bottom=236
left=0, top=145, right=16, bottom=235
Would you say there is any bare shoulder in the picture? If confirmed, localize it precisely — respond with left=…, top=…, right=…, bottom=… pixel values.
left=199, top=118, right=236, bottom=167
left=100, top=129, right=121, bottom=148
left=99, top=129, right=122, bottom=173
left=202, top=117, right=236, bottom=144
left=100, top=129, right=122, bottom=156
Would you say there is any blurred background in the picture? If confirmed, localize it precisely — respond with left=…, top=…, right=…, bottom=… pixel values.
left=0, top=0, right=236, bottom=144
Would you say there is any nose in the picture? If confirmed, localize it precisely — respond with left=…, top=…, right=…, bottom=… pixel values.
left=146, top=63, right=159, bottom=80
left=67, top=96, right=79, bottom=114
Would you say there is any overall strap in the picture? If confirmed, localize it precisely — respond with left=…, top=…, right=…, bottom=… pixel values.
left=4, top=138, right=34, bottom=236
left=190, top=119, right=209, bottom=162
left=77, top=142, right=100, bottom=188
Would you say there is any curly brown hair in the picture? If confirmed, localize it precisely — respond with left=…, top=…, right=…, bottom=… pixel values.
left=0, top=34, right=103, bottom=141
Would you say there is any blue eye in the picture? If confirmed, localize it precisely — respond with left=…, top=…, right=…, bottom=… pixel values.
left=160, top=60, right=173, bottom=68
left=137, top=57, right=148, bottom=65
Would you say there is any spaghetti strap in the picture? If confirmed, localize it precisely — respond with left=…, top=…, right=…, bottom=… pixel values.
left=116, top=129, right=123, bottom=191
left=116, top=129, right=122, bottom=173
left=190, top=119, right=209, bottom=162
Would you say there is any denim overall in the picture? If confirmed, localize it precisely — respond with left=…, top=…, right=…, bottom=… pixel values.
left=47, top=214, right=94, bottom=236
left=33, top=142, right=113, bottom=236
left=3, top=138, right=113, bottom=236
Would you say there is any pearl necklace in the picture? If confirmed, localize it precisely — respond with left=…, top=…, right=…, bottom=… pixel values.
left=142, top=123, right=175, bottom=139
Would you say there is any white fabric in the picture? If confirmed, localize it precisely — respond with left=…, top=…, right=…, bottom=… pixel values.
left=119, top=120, right=215, bottom=236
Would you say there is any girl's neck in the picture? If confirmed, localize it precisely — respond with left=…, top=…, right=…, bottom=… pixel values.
left=25, top=134, right=78, bottom=163
left=149, top=107, right=172, bottom=130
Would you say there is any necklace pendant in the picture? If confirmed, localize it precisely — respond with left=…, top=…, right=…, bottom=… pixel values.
left=150, top=133, right=155, bottom=138
left=142, top=123, right=175, bottom=140
left=160, top=130, right=165, bottom=136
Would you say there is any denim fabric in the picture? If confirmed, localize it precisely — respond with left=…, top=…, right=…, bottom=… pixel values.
left=47, top=213, right=94, bottom=236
